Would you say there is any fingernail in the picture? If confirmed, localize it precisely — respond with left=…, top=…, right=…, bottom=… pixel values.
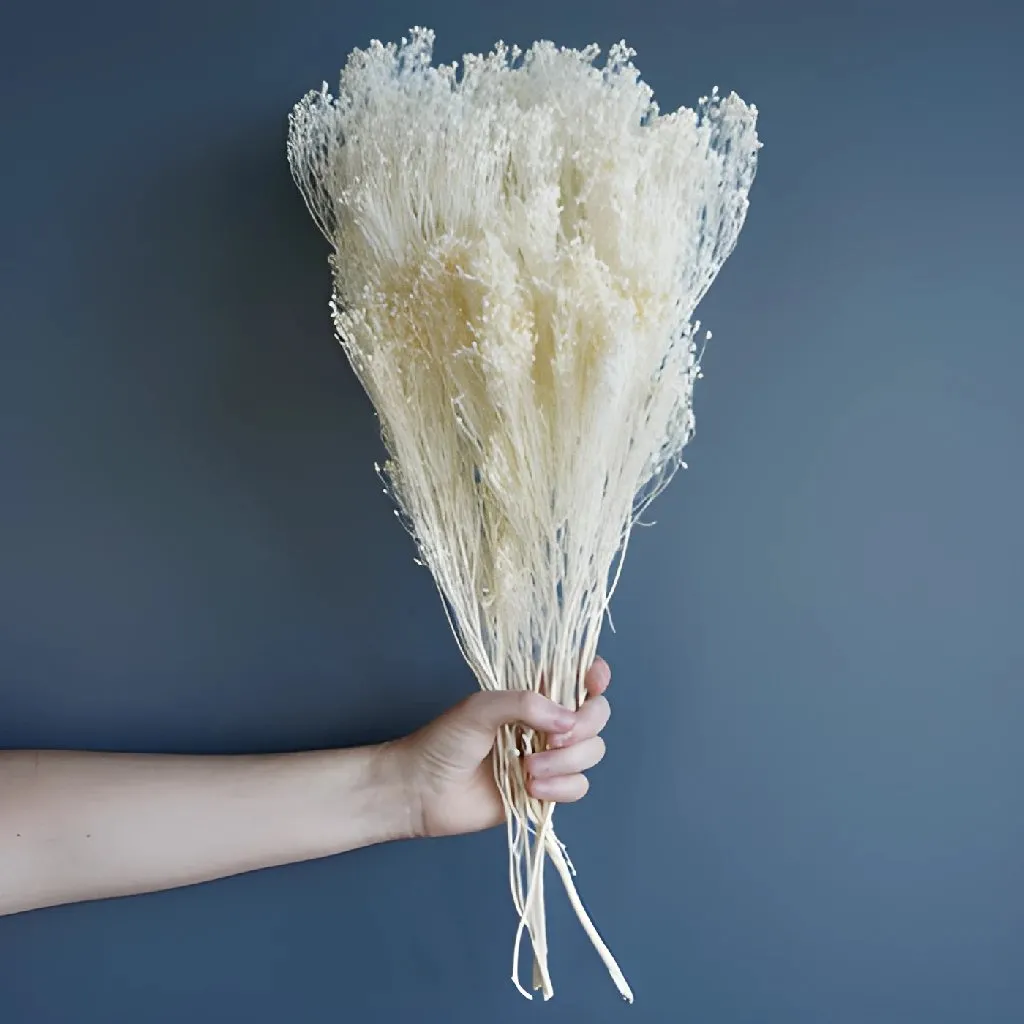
left=549, top=729, right=573, bottom=748
left=555, top=711, right=574, bottom=731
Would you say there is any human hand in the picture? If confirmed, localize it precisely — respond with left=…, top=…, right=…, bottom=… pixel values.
left=388, top=658, right=613, bottom=839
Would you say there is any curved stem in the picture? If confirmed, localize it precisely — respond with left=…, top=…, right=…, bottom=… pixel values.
left=544, top=829, right=634, bottom=1003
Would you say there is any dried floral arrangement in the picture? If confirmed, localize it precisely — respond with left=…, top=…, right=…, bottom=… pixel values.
left=287, top=27, right=759, bottom=1002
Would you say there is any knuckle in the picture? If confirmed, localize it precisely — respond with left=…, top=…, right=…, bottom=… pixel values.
left=517, top=689, right=539, bottom=712
left=516, top=690, right=545, bottom=721
left=464, top=690, right=490, bottom=716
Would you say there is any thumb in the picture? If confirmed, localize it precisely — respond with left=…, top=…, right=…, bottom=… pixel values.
left=459, top=689, right=575, bottom=739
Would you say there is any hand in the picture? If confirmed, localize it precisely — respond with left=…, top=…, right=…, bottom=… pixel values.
left=388, top=658, right=613, bottom=839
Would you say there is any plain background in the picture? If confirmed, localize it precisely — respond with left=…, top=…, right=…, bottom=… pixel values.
left=1, top=1, right=1022, bottom=1021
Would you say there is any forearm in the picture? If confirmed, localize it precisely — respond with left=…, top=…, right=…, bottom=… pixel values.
left=0, top=744, right=414, bottom=916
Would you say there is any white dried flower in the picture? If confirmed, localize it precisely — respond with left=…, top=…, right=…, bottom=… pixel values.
left=288, top=26, right=759, bottom=1003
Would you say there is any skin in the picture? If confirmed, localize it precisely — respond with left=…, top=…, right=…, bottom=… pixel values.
left=0, top=658, right=612, bottom=917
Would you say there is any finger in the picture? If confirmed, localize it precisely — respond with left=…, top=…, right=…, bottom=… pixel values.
left=548, top=694, right=610, bottom=748
left=544, top=656, right=611, bottom=747
left=584, top=656, right=611, bottom=699
left=527, top=772, right=590, bottom=803
left=463, top=689, right=574, bottom=738
left=526, top=736, right=605, bottom=777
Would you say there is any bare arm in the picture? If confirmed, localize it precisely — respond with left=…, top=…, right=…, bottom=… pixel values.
left=0, top=745, right=412, bottom=916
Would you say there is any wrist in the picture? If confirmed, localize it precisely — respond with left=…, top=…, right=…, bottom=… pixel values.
left=366, top=740, right=423, bottom=844
left=306, top=744, right=419, bottom=855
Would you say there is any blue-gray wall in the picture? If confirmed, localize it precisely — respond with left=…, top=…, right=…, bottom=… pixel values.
left=1, top=2, right=1022, bottom=1021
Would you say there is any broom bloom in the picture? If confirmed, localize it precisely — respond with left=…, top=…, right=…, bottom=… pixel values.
left=287, top=27, right=759, bottom=1002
